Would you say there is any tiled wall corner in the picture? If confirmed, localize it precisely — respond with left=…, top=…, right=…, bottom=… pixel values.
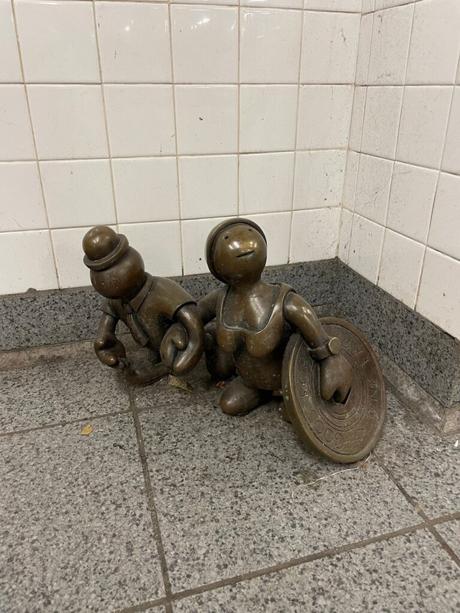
left=0, top=0, right=360, bottom=295
left=341, top=0, right=460, bottom=340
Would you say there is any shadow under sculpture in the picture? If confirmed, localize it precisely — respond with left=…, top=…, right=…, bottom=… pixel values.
left=163, top=218, right=386, bottom=463
left=82, top=225, right=204, bottom=385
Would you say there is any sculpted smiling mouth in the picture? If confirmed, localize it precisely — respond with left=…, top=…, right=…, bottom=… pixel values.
left=236, top=250, right=255, bottom=258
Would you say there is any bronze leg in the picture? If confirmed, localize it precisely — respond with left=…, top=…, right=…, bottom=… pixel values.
left=204, top=322, right=235, bottom=381
left=220, top=377, right=271, bottom=416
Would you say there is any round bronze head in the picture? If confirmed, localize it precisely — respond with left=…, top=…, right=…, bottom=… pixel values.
left=83, top=226, right=145, bottom=300
left=206, top=218, right=267, bottom=284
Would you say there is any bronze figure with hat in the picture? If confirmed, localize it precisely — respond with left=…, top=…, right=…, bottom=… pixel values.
left=83, top=225, right=204, bottom=384
left=163, top=218, right=386, bottom=463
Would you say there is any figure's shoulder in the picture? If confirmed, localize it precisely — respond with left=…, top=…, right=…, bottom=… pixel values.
left=149, top=275, right=196, bottom=318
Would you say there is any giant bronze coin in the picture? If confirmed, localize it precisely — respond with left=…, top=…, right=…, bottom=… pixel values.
left=282, top=317, right=386, bottom=464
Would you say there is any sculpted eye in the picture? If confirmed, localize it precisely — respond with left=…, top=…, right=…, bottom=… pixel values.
left=224, top=235, right=229, bottom=240
left=248, top=228, right=253, bottom=232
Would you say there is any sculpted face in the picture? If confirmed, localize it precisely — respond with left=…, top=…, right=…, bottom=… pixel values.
left=212, top=223, right=267, bottom=284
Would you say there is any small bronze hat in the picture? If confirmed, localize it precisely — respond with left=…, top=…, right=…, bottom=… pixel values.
left=83, top=226, right=129, bottom=272
left=205, top=217, right=267, bottom=280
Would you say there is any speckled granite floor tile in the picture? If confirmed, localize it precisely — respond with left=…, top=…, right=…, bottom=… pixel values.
left=0, top=414, right=164, bottom=612
left=136, top=379, right=420, bottom=592
left=0, top=354, right=129, bottom=433
left=173, top=530, right=460, bottom=612
left=435, top=519, right=460, bottom=558
left=376, top=392, right=459, bottom=518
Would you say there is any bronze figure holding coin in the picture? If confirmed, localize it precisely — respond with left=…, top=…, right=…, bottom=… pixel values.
left=84, top=219, right=386, bottom=463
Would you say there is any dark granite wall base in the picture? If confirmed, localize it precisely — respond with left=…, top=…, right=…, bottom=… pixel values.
left=1, top=258, right=458, bottom=417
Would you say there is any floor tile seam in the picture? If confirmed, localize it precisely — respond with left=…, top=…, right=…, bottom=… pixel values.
left=0, top=408, right=132, bottom=438
left=131, top=390, right=174, bottom=603
left=373, top=452, right=430, bottom=521
left=128, top=522, right=427, bottom=610
left=425, top=523, right=460, bottom=569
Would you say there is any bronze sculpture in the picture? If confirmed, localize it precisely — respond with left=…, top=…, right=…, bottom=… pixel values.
left=84, top=220, right=386, bottom=463
left=82, top=226, right=204, bottom=384
left=163, top=218, right=385, bottom=463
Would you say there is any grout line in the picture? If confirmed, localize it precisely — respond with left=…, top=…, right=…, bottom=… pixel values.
left=118, top=522, right=430, bottom=612
left=3, top=81, right=458, bottom=87
left=286, top=4, right=306, bottom=263
left=236, top=0, right=241, bottom=216
left=337, top=7, right=363, bottom=261
left=413, top=85, right=456, bottom=311
left=426, top=523, right=460, bottom=568
left=91, top=0, right=120, bottom=230
left=130, top=391, right=174, bottom=607
left=168, top=3, right=186, bottom=277
left=374, top=452, right=460, bottom=569
left=0, top=408, right=131, bottom=439
left=346, top=9, right=375, bottom=267
left=374, top=0, right=415, bottom=287
left=9, top=0, right=60, bottom=289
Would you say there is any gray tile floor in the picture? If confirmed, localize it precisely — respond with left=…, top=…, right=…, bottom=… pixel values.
left=0, top=345, right=459, bottom=612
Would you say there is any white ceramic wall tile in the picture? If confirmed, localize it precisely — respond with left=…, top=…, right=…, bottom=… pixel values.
left=367, top=5, right=413, bottom=85
left=386, top=161, right=437, bottom=243
left=342, top=150, right=359, bottom=210
left=104, top=85, right=175, bottom=157
left=0, top=0, right=21, bottom=82
left=179, top=155, right=237, bottom=219
left=15, top=0, right=99, bottom=83
left=378, top=229, right=424, bottom=308
left=240, top=9, right=302, bottom=84
left=417, top=249, right=460, bottom=339
left=361, top=0, right=375, bottom=12
left=348, top=214, right=384, bottom=283
left=355, top=13, right=373, bottom=85
left=300, top=12, right=360, bottom=84
left=246, top=212, right=291, bottom=265
left=40, top=159, right=115, bottom=229
left=293, top=150, right=346, bottom=209
left=0, top=230, right=57, bottom=294
left=349, top=86, right=366, bottom=151
left=171, top=6, right=238, bottom=84
left=176, top=0, right=238, bottom=5
left=304, top=0, right=361, bottom=10
left=0, top=86, right=35, bottom=161
left=182, top=216, right=228, bottom=274
left=297, top=85, right=354, bottom=149
left=118, top=221, right=182, bottom=277
left=338, top=208, right=353, bottom=262
left=95, top=2, right=171, bottom=83
left=0, top=163, right=47, bottom=232
left=240, top=85, right=297, bottom=152
left=442, top=87, right=460, bottom=175
left=52, top=226, right=96, bottom=289
left=112, top=157, right=179, bottom=224
left=354, top=154, right=392, bottom=224
left=428, top=173, right=460, bottom=260
left=28, top=85, right=108, bottom=160
left=175, top=85, right=238, bottom=154
left=396, top=86, right=452, bottom=168
left=239, top=152, right=294, bottom=214
left=290, top=208, right=340, bottom=262
left=361, top=86, right=403, bottom=158
left=242, top=0, right=302, bottom=7
left=406, top=0, right=460, bottom=85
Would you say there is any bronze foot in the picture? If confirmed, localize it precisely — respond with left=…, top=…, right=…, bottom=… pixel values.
left=219, top=377, right=271, bottom=416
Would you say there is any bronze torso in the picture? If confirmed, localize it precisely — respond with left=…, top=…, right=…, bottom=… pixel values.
left=215, top=283, right=293, bottom=390
left=103, top=274, right=195, bottom=350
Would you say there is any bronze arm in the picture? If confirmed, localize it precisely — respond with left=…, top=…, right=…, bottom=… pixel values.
left=283, top=292, right=330, bottom=349
left=94, top=312, right=127, bottom=368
